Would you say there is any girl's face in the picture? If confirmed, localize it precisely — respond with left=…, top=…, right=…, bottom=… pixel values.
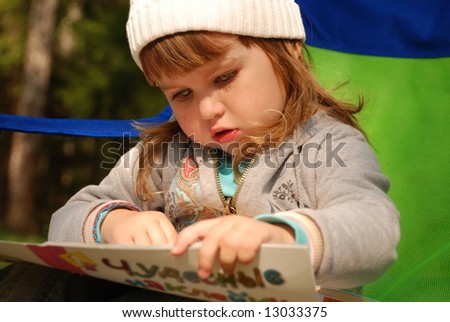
left=158, top=36, right=286, bottom=155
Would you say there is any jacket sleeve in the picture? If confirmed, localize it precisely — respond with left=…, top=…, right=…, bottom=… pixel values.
left=48, top=145, right=165, bottom=243
left=292, top=123, right=400, bottom=289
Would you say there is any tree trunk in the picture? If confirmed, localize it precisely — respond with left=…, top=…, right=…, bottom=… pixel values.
left=5, top=0, right=60, bottom=234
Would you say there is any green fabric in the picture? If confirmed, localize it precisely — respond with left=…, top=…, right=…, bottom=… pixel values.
left=308, top=46, right=450, bottom=301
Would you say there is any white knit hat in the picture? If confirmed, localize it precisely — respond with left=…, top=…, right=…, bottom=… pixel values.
left=126, top=0, right=306, bottom=69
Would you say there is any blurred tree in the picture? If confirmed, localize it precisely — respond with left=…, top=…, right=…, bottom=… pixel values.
left=1, top=0, right=167, bottom=237
left=0, top=0, right=27, bottom=235
left=5, top=0, right=60, bottom=234
left=0, top=0, right=27, bottom=109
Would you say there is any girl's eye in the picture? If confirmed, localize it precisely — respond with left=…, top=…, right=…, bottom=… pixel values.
left=172, top=88, right=192, bottom=101
left=215, top=71, right=236, bottom=84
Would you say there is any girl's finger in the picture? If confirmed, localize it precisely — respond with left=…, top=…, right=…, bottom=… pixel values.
left=159, top=219, right=179, bottom=244
left=171, top=218, right=220, bottom=255
left=145, top=224, right=171, bottom=245
left=196, top=231, right=225, bottom=278
left=236, top=241, right=260, bottom=265
left=132, top=231, right=153, bottom=245
left=218, top=244, right=238, bottom=276
left=196, top=219, right=236, bottom=278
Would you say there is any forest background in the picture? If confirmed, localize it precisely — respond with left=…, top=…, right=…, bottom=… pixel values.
left=0, top=0, right=167, bottom=239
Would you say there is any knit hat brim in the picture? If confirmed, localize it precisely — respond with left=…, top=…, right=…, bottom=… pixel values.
left=126, top=0, right=306, bottom=70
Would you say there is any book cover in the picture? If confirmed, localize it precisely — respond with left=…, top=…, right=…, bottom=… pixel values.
left=0, top=241, right=319, bottom=302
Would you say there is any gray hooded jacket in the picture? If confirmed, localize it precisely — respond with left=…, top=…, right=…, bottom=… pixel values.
left=49, top=112, right=400, bottom=289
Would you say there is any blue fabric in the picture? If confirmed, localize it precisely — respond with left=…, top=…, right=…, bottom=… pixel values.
left=217, top=156, right=251, bottom=197
left=298, top=0, right=450, bottom=58
left=218, top=162, right=237, bottom=197
left=0, top=105, right=173, bottom=138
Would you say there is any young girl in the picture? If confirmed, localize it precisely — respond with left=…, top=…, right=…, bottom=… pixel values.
left=1, top=0, right=398, bottom=300
left=47, top=0, right=400, bottom=290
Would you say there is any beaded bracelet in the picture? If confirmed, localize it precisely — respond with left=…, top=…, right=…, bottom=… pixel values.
left=93, top=201, right=141, bottom=243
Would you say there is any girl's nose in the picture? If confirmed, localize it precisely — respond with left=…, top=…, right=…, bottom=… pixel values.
left=198, top=95, right=225, bottom=120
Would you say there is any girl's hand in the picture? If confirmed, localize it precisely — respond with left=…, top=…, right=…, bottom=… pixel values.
left=101, top=209, right=177, bottom=245
left=171, top=215, right=295, bottom=279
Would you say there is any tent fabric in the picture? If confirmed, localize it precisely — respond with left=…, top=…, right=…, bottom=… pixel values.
left=308, top=47, right=450, bottom=301
left=298, top=0, right=450, bottom=58
left=0, top=105, right=172, bottom=137
left=297, top=0, right=450, bottom=302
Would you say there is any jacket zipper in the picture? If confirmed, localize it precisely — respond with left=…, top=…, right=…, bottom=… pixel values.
left=214, top=156, right=257, bottom=215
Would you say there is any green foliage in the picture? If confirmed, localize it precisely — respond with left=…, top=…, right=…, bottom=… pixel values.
left=0, top=0, right=28, bottom=113
left=0, top=227, right=44, bottom=267
left=0, top=226, right=44, bottom=243
left=51, top=0, right=166, bottom=119
left=0, top=0, right=27, bottom=74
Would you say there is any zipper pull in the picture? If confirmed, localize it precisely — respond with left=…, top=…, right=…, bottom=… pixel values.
left=224, top=197, right=237, bottom=215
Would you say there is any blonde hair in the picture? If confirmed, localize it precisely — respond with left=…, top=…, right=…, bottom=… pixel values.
left=136, top=32, right=364, bottom=201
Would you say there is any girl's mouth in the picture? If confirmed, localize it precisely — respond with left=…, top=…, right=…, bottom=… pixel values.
left=212, top=129, right=240, bottom=143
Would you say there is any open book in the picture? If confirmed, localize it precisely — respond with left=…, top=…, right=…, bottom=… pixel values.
left=0, top=240, right=369, bottom=302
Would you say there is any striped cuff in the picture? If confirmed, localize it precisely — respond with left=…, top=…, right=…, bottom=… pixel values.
left=82, top=201, right=141, bottom=244
left=93, top=201, right=141, bottom=243
left=254, top=212, right=324, bottom=272
left=281, top=212, right=324, bottom=272
left=82, top=203, right=105, bottom=243
left=254, top=214, right=309, bottom=244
